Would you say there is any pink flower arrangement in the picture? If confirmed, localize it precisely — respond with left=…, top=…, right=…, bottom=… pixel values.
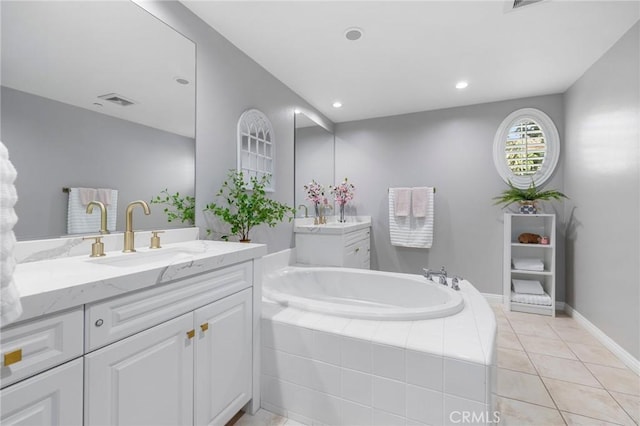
left=330, top=178, right=355, bottom=205
left=304, top=180, right=325, bottom=203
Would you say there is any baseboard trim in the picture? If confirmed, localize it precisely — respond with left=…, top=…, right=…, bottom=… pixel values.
left=564, top=304, right=640, bottom=375
left=482, top=293, right=503, bottom=305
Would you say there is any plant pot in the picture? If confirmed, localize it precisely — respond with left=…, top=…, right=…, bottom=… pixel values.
left=519, top=201, right=537, bottom=214
left=239, top=239, right=251, bottom=243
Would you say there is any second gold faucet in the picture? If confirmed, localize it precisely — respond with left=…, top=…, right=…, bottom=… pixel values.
left=123, top=200, right=151, bottom=252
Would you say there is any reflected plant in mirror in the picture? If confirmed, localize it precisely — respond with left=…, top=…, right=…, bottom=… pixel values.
left=151, top=189, right=195, bottom=225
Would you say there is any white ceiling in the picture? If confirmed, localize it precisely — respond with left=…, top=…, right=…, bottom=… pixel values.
left=1, top=1, right=196, bottom=138
left=182, top=0, right=639, bottom=123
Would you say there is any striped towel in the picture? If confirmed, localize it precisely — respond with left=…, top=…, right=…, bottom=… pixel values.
left=389, top=187, right=434, bottom=248
left=67, top=188, right=118, bottom=234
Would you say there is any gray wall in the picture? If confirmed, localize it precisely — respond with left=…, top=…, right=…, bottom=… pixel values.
left=140, top=1, right=331, bottom=251
left=1, top=86, right=195, bottom=239
left=334, top=94, right=565, bottom=297
left=564, top=23, right=639, bottom=358
left=294, top=125, right=335, bottom=211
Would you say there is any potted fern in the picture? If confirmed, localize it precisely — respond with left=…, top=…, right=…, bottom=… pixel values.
left=204, top=170, right=295, bottom=242
left=493, top=180, right=567, bottom=214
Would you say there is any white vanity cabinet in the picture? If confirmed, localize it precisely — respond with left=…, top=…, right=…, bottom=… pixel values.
left=1, top=307, right=84, bottom=426
left=84, top=262, right=254, bottom=426
left=295, top=218, right=372, bottom=269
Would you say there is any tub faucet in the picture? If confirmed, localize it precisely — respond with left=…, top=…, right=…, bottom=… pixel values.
left=123, top=200, right=151, bottom=253
left=451, top=276, right=462, bottom=291
left=86, top=201, right=109, bottom=234
left=423, top=266, right=447, bottom=285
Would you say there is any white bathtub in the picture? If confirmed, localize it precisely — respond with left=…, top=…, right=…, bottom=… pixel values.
left=260, top=249, right=497, bottom=426
left=263, top=266, right=464, bottom=320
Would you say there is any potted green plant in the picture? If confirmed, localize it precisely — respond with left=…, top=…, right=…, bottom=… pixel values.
left=204, top=170, right=296, bottom=242
left=150, top=189, right=195, bottom=225
left=493, top=180, right=567, bottom=214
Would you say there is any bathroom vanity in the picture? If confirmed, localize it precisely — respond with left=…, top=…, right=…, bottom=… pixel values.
left=294, top=216, right=371, bottom=269
left=0, top=231, right=266, bottom=426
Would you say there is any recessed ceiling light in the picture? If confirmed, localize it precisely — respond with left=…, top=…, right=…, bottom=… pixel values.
left=333, top=101, right=343, bottom=108
left=294, top=109, right=301, bottom=114
left=456, top=81, right=469, bottom=89
left=93, top=102, right=103, bottom=107
left=344, top=28, right=363, bottom=41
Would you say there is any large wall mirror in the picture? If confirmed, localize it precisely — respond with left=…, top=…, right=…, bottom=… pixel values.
left=1, top=1, right=196, bottom=240
left=294, top=112, right=335, bottom=213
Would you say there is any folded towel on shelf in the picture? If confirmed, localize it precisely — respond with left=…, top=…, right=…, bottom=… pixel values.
left=0, top=141, right=23, bottom=327
left=512, top=279, right=545, bottom=295
left=389, top=187, right=434, bottom=248
left=511, top=291, right=552, bottom=306
left=512, top=258, right=544, bottom=271
left=67, top=188, right=118, bottom=234
left=412, top=187, right=432, bottom=218
left=394, top=187, right=411, bottom=217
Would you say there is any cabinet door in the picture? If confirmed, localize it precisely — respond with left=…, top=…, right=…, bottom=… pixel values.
left=1, top=358, right=83, bottom=426
left=85, top=313, right=194, bottom=426
left=194, top=289, right=252, bottom=426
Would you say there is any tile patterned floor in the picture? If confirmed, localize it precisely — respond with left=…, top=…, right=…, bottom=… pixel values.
left=235, top=304, right=639, bottom=425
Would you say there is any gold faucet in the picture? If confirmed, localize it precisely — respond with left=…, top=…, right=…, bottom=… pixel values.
left=86, top=201, right=109, bottom=234
left=123, top=200, right=151, bottom=253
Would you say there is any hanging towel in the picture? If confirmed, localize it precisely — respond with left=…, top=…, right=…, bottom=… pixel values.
left=78, top=188, right=97, bottom=206
left=96, top=188, right=112, bottom=206
left=389, top=187, right=434, bottom=248
left=412, top=187, right=432, bottom=218
left=0, top=141, right=23, bottom=326
left=394, top=187, right=411, bottom=217
left=67, top=188, right=118, bottom=234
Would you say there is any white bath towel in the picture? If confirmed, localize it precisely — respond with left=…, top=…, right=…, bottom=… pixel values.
left=511, top=291, right=552, bottom=306
left=512, top=258, right=544, bottom=271
left=512, top=279, right=545, bottom=295
left=394, top=187, right=411, bottom=217
left=67, top=188, right=118, bottom=234
left=389, top=187, right=434, bottom=248
left=0, top=141, right=23, bottom=326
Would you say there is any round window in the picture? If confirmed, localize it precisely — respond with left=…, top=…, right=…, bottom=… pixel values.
left=493, top=108, right=560, bottom=189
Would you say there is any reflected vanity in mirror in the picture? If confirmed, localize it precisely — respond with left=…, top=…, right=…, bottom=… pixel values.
left=1, top=1, right=196, bottom=240
left=294, top=112, right=335, bottom=217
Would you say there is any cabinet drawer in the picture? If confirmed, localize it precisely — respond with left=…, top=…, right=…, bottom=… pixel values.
left=1, top=307, right=83, bottom=388
left=344, top=228, right=370, bottom=247
left=1, top=358, right=83, bottom=426
left=85, top=261, right=252, bottom=351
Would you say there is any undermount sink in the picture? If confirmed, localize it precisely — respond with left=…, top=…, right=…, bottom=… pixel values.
left=87, top=246, right=202, bottom=268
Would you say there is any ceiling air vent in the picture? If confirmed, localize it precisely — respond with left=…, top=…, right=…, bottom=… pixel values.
left=506, top=0, right=546, bottom=12
left=97, top=93, right=137, bottom=107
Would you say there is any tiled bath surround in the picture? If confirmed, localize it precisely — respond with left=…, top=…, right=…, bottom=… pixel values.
left=260, top=250, right=497, bottom=425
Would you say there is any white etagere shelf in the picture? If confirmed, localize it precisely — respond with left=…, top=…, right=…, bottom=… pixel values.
left=504, top=213, right=556, bottom=316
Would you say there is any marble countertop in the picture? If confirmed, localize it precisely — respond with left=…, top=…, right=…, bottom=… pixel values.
left=13, top=240, right=267, bottom=323
left=294, top=216, right=371, bottom=235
